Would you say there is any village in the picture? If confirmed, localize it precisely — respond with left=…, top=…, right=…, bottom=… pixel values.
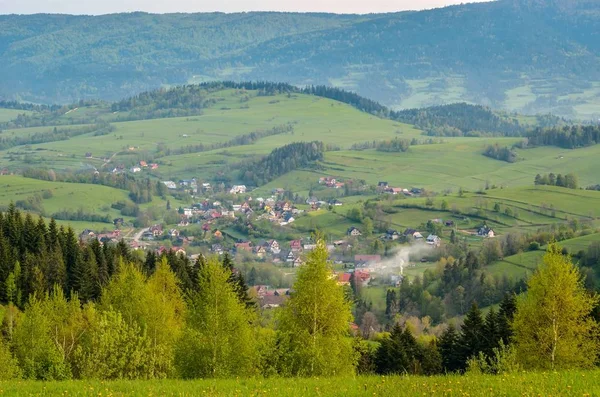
left=77, top=174, right=498, bottom=310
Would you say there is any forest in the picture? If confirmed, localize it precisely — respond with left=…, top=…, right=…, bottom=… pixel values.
left=239, top=141, right=325, bottom=186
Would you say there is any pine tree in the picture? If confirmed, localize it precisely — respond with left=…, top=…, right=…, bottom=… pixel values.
left=513, top=243, right=599, bottom=370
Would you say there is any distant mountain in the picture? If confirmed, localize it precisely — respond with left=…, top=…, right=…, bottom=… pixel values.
left=1, top=0, right=599, bottom=118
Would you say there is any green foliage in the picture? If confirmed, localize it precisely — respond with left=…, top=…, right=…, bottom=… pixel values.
left=513, top=243, right=600, bottom=370
left=73, top=308, right=154, bottom=380
left=0, top=338, right=21, bottom=380
left=12, top=295, right=70, bottom=380
left=175, top=257, right=257, bottom=378
left=277, top=239, right=355, bottom=377
left=483, top=144, right=518, bottom=163
left=239, top=141, right=325, bottom=186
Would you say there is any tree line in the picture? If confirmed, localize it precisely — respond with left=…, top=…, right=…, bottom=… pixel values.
left=526, top=125, right=600, bottom=149
left=483, top=144, right=518, bottom=163
left=534, top=173, right=579, bottom=189
left=0, top=123, right=114, bottom=151
left=157, top=124, right=294, bottom=158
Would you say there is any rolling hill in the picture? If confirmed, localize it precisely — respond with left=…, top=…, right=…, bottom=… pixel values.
left=1, top=0, right=600, bottom=118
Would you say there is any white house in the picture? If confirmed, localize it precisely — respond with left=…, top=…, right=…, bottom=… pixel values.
left=230, top=185, right=247, bottom=195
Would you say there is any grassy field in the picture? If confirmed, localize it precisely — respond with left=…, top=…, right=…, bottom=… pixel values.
left=1, top=371, right=599, bottom=396
left=0, top=108, right=33, bottom=123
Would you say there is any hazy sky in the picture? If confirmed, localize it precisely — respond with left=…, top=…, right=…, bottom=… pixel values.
left=0, top=0, right=492, bottom=15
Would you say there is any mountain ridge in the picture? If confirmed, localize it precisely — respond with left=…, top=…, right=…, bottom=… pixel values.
left=1, top=1, right=599, bottom=119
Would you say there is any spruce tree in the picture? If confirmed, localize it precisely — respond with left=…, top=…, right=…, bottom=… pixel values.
left=439, top=324, right=461, bottom=373
left=458, top=303, right=485, bottom=369
left=498, top=293, right=517, bottom=344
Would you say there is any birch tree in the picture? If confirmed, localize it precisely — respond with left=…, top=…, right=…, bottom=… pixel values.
left=277, top=238, right=355, bottom=376
left=513, top=243, right=599, bottom=370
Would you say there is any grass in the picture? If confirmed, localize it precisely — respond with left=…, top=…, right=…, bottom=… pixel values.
left=1, top=371, right=599, bottom=396
left=0, top=108, right=33, bottom=123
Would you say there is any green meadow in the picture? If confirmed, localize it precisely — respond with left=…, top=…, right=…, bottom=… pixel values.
left=1, top=370, right=598, bottom=396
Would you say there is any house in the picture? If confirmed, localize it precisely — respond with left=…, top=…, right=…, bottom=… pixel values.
left=139, top=161, right=148, bottom=167
left=211, top=244, right=224, bottom=255
left=378, top=182, right=389, bottom=189
left=355, top=255, right=381, bottom=267
left=478, top=226, right=495, bottom=238
left=259, top=294, right=288, bottom=309
left=385, top=187, right=403, bottom=195
left=328, top=199, right=343, bottom=206
left=130, top=166, right=142, bottom=173
left=163, top=181, right=177, bottom=190
left=426, top=235, right=441, bottom=247
left=214, top=230, right=223, bottom=239
left=285, top=251, right=296, bottom=263
left=293, top=257, right=305, bottom=267
left=354, top=270, right=372, bottom=287
left=150, top=225, right=163, bottom=237
left=235, top=241, right=253, bottom=252
left=169, top=229, right=180, bottom=238
left=337, top=273, right=352, bottom=286
left=306, top=197, right=319, bottom=206
left=150, top=163, right=159, bottom=170
left=254, top=245, right=267, bottom=258
left=347, top=227, right=362, bottom=237
left=385, top=229, right=401, bottom=241
left=229, top=185, right=247, bottom=195
left=290, top=240, right=303, bottom=252
left=404, top=229, right=423, bottom=240
left=267, top=240, right=281, bottom=254
left=303, top=244, right=317, bottom=251
left=241, top=202, right=251, bottom=212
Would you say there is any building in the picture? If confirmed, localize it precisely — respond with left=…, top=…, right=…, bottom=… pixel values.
left=347, top=227, right=362, bottom=237
left=163, top=181, right=177, bottom=190
left=229, top=185, right=247, bottom=195
left=426, top=235, right=441, bottom=247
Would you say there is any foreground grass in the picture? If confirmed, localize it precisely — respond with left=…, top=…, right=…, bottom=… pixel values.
left=1, top=371, right=599, bottom=396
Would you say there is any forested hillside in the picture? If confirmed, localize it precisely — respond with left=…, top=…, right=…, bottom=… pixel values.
left=1, top=0, right=600, bottom=118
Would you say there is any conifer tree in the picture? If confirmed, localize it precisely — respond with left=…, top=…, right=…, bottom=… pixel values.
left=439, top=323, right=461, bottom=373
left=458, top=303, right=485, bottom=369
left=497, top=293, right=517, bottom=344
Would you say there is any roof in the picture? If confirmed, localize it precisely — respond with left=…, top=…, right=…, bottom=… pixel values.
left=354, top=255, right=381, bottom=263
left=338, top=273, right=351, bottom=283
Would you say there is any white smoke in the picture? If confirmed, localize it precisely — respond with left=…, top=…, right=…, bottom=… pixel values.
left=368, top=242, right=434, bottom=276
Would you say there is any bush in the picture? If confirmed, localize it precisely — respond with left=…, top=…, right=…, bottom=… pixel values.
left=528, top=242, right=541, bottom=251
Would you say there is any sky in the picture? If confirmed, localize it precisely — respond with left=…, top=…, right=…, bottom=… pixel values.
left=0, top=0, right=492, bottom=15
